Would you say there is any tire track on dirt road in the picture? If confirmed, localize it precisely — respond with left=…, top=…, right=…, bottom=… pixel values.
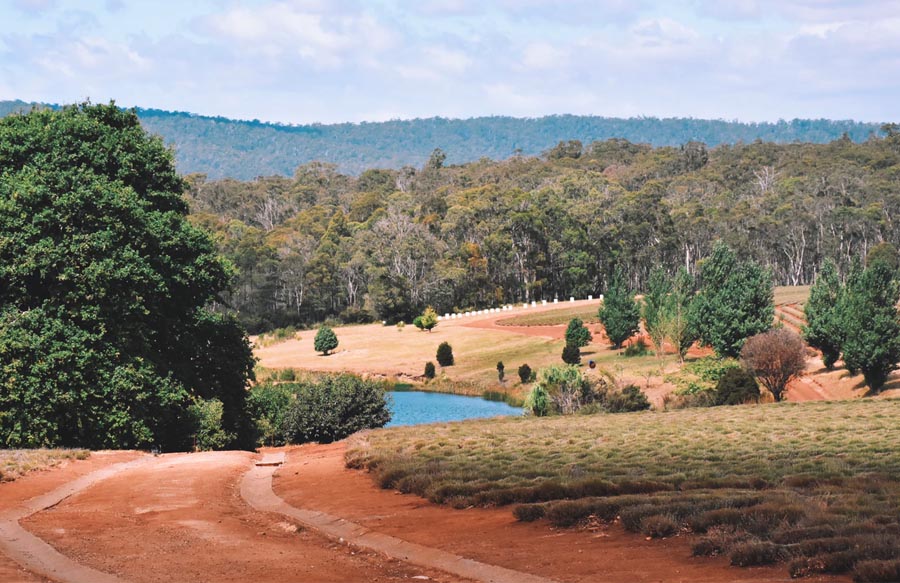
left=240, top=452, right=558, bottom=583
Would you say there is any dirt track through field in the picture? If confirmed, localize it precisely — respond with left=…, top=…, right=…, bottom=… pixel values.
left=242, top=452, right=554, bottom=583
left=274, top=442, right=839, bottom=583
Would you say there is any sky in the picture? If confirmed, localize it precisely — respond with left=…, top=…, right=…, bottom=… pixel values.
left=0, top=0, right=898, bottom=124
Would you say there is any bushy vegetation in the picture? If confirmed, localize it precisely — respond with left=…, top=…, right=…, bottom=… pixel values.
left=170, top=125, right=900, bottom=335
left=524, top=365, right=649, bottom=416
left=561, top=342, right=581, bottom=365
left=803, top=255, right=900, bottom=392
left=436, top=342, right=454, bottom=367
left=691, top=242, right=774, bottom=358
left=424, top=361, right=436, bottom=379
left=246, top=382, right=295, bottom=446
left=314, top=325, right=339, bottom=355
left=564, top=318, right=592, bottom=348
left=518, top=364, right=533, bottom=384
left=741, top=328, right=807, bottom=401
left=597, top=269, right=640, bottom=349
left=0, top=103, right=255, bottom=451
left=623, top=338, right=650, bottom=357
left=282, top=374, right=391, bottom=444
left=348, top=400, right=900, bottom=580
left=0, top=449, right=91, bottom=482
left=496, top=361, right=504, bottom=382
left=714, top=368, right=760, bottom=406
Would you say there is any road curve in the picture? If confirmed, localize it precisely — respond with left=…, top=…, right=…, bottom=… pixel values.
left=0, top=456, right=151, bottom=583
left=240, top=452, right=559, bottom=583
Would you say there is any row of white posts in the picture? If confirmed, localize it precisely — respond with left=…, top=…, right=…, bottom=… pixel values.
left=435, top=295, right=602, bottom=321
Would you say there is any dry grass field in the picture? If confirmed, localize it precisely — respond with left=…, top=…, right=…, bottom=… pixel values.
left=348, top=399, right=900, bottom=580
left=0, top=448, right=90, bottom=482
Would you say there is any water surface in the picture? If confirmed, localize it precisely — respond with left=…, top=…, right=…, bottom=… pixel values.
left=386, top=391, right=521, bottom=427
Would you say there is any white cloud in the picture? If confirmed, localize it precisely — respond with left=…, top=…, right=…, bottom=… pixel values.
left=521, top=42, right=569, bottom=70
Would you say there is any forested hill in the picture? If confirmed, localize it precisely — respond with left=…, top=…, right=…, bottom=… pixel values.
left=0, top=99, right=885, bottom=180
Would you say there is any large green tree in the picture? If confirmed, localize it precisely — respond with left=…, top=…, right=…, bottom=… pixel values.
left=838, top=261, right=900, bottom=392
left=0, top=103, right=255, bottom=450
left=598, top=269, right=640, bottom=349
left=691, top=242, right=774, bottom=358
left=803, top=259, right=844, bottom=369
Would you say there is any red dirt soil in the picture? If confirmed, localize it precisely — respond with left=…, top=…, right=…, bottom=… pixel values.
left=21, top=451, right=469, bottom=583
left=0, top=451, right=140, bottom=583
left=274, top=442, right=847, bottom=583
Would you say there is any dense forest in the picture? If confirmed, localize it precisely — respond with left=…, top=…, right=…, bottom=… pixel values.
left=0, top=100, right=885, bottom=179
left=184, top=131, right=900, bottom=333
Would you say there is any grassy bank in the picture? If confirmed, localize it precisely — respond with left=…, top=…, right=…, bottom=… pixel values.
left=347, top=399, right=900, bottom=581
left=496, top=304, right=599, bottom=327
left=0, top=449, right=90, bottom=482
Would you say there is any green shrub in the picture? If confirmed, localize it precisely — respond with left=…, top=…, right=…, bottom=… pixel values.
left=623, top=338, right=650, bottom=357
left=524, top=384, right=550, bottom=416
left=715, top=368, right=760, bottom=405
left=561, top=342, right=581, bottom=364
left=602, top=385, right=651, bottom=413
left=496, top=361, right=505, bottom=381
left=424, top=361, right=436, bottom=379
left=278, top=367, right=297, bottom=382
left=730, top=542, right=789, bottom=567
left=246, top=382, right=294, bottom=446
left=282, top=374, right=391, bottom=444
left=518, top=363, right=533, bottom=384
left=189, top=398, right=234, bottom=451
left=853, top=560, right=900, bottom=582
left=314, top=325, right=339, bottom=355
left=413, top=316, right=425, bottom=330
left=513, top=504, right=546, bottom=522
left=565, top=318, right=592, bottom=348
left=436, top=342, right=454, bottom=366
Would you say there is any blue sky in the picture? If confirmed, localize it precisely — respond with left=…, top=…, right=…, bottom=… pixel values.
left=1, top=0, right=898, bottom=124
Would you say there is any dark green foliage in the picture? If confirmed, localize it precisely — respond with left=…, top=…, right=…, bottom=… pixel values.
left=496, top=361, right=505, bottom=381
left=436, top=341, right=454, bottom=366
left=692, top=242, right=774, bottom=358
left=282, top=374, right=391, bottom=444
left=412, top=316, right=425, bottom=330
left=715, top=368, right=760, bottom=405
left=424, top=361, right=436, bottom=379
left=246, top=382, right=294, bottom=446
left=518, top=364, right=533, bottom=384
left=313, top=325, right=339, bottom=355
left=512, top=504, right=545, bottom=522
left=804, top=259, right=844, bottom=369
left=0, top=103, right=254, bottom=450
left=564, top=318, right=592, bottom=348
left=854, top=560, right=900, bottom=583
left=623, top=338, right=650, bottom=357
left=561, top=342, right=581, bottom=365
left=189, top=398, right=233, bottom=451
left=838, top=262, right=900, bottom=392
left=602, top=385, right=651, bottom=413
left=598, top=269, right=640, bottom=349
left=866, top=242, right=900, bottom=272
left=730, top=542, right=790, bottom=567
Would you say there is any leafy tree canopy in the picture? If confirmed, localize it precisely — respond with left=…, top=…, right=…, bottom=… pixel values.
left=0, top=102, right=255, bottom=450
left=598, top=269, right=640, bottom=349
left=692, top=242, right=774, bottom=358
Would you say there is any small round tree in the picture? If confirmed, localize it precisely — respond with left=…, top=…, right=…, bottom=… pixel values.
left=741, top=327, right=806, bottom=401
left=518, top=364, right=533, bottom=384
left=436, top=341, right=454, bottom=366
left=565, top=318, right=593, bottom=348
left=562, top=342, right=581, bottom=365
left=497, top=361, right=505, bottom=381
left=314, top=325, right=339, bottom=356
left=420, top=306, right=439, bottom=332
left=424, top=361, right=436, bottom=379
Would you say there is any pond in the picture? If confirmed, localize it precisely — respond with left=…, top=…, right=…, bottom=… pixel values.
left=386, top=391, right=522, bottom=427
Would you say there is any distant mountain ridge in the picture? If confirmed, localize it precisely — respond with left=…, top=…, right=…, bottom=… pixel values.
left=0, top=99, right=886, bottom=180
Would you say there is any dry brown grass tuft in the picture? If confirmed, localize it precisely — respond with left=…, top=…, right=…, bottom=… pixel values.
left=0, top=449, right=90, bottom=482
